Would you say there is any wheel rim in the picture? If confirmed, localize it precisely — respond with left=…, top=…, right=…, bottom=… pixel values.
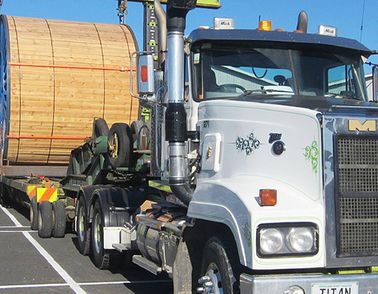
left=93, top=212, right=102, bottom=254
left=78, top=205, right=85, bottom=241
left=204, top=262, right=223, bottom=294
left=109, top=133, right=119, bottom=159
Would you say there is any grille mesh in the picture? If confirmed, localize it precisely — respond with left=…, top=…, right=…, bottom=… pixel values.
left=336, top=136, right=378, bottom=256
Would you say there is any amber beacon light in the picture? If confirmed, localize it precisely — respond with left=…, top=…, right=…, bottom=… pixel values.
left=258, top=20, right=272, bottom=31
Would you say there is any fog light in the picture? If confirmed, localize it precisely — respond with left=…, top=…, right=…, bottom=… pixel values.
left=284, top=285, right=305, bottom=294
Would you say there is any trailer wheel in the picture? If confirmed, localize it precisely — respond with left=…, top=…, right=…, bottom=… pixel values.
left=38, top=201, right=53, bottom=238
left=76, top=197, right=91, bottom=255
left=52, top=201, right=66, bottom=238
left=107, top=123, right=133, bottom=168
left=30, top=197, right=38, bottom=230
left=91, top=200, right=112, bottom=269
left=199, top=236, right=240, bottom=294
left=93, top=118, right=109, bottom=138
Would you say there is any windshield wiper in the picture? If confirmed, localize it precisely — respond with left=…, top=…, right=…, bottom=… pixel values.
left=238, top=89, right=264, bottom=97
left=324, top=93, right=362, bottom=101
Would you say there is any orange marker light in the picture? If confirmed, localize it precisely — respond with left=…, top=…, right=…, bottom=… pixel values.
left=141, top=65, right=148, bottom=82
left=259, top=189, right=277, bottom=206
left=258, top=20, right=272, bottom=31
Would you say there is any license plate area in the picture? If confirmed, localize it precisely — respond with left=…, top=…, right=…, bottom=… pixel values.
left=311, top=282, right=358, bottom=294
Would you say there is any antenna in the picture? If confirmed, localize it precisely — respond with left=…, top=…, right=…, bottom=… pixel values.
left=360, top=0, right=366, bottom=42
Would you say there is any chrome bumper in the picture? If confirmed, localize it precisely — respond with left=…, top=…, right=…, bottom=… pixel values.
left=240, top=273, right=378, bottom=294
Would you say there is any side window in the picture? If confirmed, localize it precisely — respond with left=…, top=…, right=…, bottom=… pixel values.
left=327, top=65, right=354, bottom=95
left=184, top=55, right=190, bottom=102
left=192, top=52, right=202, bottom=100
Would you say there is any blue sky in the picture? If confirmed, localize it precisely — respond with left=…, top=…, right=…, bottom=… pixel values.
left=2, top=0, right=378, bottom=67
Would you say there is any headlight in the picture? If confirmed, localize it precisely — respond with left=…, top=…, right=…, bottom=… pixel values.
left=257, top=223, right=318, bottom=258
left=287, top=227, right=315, bottom=253
left=260, top=228, right=284, bottom=254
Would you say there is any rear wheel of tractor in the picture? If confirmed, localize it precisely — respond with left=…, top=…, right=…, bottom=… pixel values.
left=91, top=200, right=115, bottom=270
left=38, top=201, right=53, bottom=238
left=30, top=197, right=38, bottom=230
left=199, top=236, right=240, bottom=294
left=107, top=123, right=133, bottom=168
left=76, top=197, right=91, bottom=255
left=93, top=118, right=109, bottom=138
left=52, top=201, right=66, bottom=238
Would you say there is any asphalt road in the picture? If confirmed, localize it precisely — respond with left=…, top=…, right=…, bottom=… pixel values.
left=0, top=203, right=173, bottom=294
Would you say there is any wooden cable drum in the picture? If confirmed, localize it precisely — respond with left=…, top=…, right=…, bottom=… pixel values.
left=0, top=15, right=139, bottom=165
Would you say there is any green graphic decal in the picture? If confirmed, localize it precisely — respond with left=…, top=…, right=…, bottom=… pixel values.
left=304, top=140, right=319, bottom=173
left=243, top=223, right=252, bottom=248
left=141, top=107, right=151, bottom=122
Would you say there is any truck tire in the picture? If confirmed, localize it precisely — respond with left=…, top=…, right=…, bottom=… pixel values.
left=94, top=118, right=109, bottom=138
left=107, top=123, right=133, bottom=168
left=91, top=200, right=112, bottom=269
left=38, top=201, right=53, bottom=238
left=200, top=236, right=240, bottom=294
left=76, top=197, right=91, bottom=255
left=52, top=201, right=66, bottom=238
left=30, top=197, right=38, bottom=230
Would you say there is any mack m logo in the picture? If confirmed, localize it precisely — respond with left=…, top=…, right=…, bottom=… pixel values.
left=348, top=120, right=377, bottom=132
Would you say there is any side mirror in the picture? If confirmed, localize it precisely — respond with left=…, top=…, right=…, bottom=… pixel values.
left=373, top=66, right=378, bottom=102
left=136, top=53, right=155, bottom=95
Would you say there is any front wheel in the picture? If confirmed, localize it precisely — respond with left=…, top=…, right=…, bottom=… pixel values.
left=199, top=237, right=240, bottom=294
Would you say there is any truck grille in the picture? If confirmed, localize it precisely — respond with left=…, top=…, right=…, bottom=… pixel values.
left=336, top=136, right=378, bottom=257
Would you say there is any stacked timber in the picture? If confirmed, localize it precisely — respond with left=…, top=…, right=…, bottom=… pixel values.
left=0, top=15, right=139, bottom=165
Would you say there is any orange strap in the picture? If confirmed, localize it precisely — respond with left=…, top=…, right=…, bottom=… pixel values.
left=9, top=62, right=136, bottom=72
left=8, top=135, right=90, bottom=141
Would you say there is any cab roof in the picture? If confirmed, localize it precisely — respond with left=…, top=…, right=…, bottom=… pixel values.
left=188, top=29, right=372, bottom=56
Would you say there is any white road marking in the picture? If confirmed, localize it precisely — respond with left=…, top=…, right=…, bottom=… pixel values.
left=0, top=280, right=172, bottom=290
left=0, top=205, right=86, bottom=294
left=78, top=280, right=172, bottom=286
left=0, top=283, right=68, bottom=289
left=0, top=225, right=29, bottom=228
left=0, top=206, right=23, bottom=227
left=0, top=230, right=34, bottom=233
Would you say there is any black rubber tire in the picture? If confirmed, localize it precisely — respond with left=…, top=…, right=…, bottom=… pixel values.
left=0, top=184, right=4, bottom=206
left=93, top=118, right=109, bottom=138
left=52, top=201, right=66, bottom=238
left=76, top=197, right=91, bottom=255
left=38, top=201, right=53, bottom=238
left=91, top=200, right=112, bottom=270
left=130, top=120, right=144, bottom=147
left=30, top=197, right=38, bottom=230
left=200, top=236, right=240, bottom=294
left=107, top=123, right=133, bottom=168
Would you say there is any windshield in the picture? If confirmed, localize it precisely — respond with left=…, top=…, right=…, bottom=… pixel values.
left=192, top=43, right=368, bottom=104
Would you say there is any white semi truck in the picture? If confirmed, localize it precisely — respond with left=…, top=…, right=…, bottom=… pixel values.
left=3, top=0, right=378, bottom=293
left=78, top=1, right=378, bottom=292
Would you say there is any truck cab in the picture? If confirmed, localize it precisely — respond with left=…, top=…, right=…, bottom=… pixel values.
left=176, top=22, right=378, bottom=294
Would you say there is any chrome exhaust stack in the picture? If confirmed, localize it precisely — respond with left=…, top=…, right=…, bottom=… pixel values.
left=165, top=0, right=196, bottom=204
